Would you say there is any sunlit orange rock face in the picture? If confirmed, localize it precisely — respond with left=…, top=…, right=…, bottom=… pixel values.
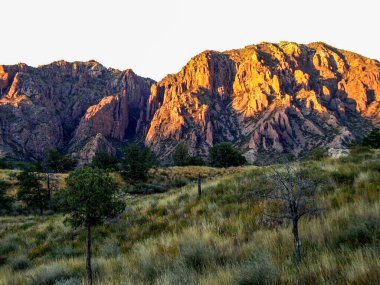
left=146, top=42, right=380, bottom=162
left=0, top=42, right=379, bottom=163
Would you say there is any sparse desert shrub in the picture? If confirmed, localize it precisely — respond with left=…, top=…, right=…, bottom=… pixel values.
left=53, top=246, right=81, bottom=259
left=55, top=277, right=81, bottom=285
left=331, top=169, right=356, bottom=185
left=136, top=252, right=171, bottom=282
left=171, top=177, right=190, bottom=188
left=154, top=261, right=195, bottom=284
left=344, top=250, right=380, bottom=285
left=235, top=251, right=279, bottom=285
left=29, top=243, right=51, bottom=259
left=9, top=255, right=31, bottom=271
left=178, top=239, right=226, bottom=272
left=304, top=148, right=327, bottom=161
left=27, top=263, right=73, bottom=285
left=0, top=235, right=19, bottom=256
left=124, top=183, right=166, bottom=195
left=336, top=217, right=379, bottom=247
left=99, top=238, right=120, bottom=257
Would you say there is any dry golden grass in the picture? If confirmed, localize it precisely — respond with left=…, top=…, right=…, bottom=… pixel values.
left=0, top=150, right=379, bottom=284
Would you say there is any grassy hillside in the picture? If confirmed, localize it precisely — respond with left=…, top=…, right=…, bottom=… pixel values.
left=0, top=149, right=379, bottom=284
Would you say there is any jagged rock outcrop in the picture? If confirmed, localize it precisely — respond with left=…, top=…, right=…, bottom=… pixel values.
left=0, top=42, right=379, bottom=164
left=0, top=61, right=154, bottom=160
left=145, top=42, right=380, bottom=162
left=74, top=133, right=116, bottom=167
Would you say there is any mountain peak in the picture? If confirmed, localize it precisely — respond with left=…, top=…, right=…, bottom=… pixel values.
left=0, top=42, right=379, bottom=163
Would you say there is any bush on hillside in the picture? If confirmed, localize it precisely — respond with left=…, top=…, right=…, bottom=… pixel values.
left=235, top=251, right=279, bottom=285
left=209, top=142, right=246, bottom=167
left=121, top=144, right=157, bottom=182
left=45, top=149, right=77, bottom=173
left=362, top=128, right=380, bottom=148
left=90, top=151, right=119, bottom=170
left=172, top=144, right=206, bottom=166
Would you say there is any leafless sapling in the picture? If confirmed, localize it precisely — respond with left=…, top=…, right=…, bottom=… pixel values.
left=247, top=163, right=322, bottom=265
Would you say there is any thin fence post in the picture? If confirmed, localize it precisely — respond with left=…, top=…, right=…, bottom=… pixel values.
left=198, top=173, right=202, bottom=198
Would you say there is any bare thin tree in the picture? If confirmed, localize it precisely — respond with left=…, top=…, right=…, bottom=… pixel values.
left=246, top=163, right=322, bottom=265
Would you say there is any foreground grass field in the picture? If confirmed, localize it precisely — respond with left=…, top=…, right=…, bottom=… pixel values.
left=0, top=149, right=379, bottom=284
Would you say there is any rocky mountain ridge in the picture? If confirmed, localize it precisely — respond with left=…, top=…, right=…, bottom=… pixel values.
left=0, top=42, right=379, bottom=164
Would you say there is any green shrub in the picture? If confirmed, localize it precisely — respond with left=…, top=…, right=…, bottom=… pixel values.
left=172, top=144, right=190, bottom=166
left=336, top=217, right=379, bottom=247
left=187, top=156, right=206, bottom=166
left=99, top=238, right=120, bottom=257
left=172, top=178, right=189, bottom=188
left=29, top=243, right=51, bottom=259
left=179, top=239, right=215, bottom=272
left=362, top=128, right=380, bottom=148
left=9, top=255, right=31, bottom=271
left=0, top=235, right=18, bottom=256
left=28, top=264, right=73, bottom=285
left=53, top=246, right=81, bottom=259
left=90, top=151, right=119, bottom=170
left=331, top=170, right=356, bottom=185
left=209, top=142, right=246, bottom=167
left=235, top=251, right=279, bottom=285
left=137, top=253, right=172, bottom=282
left=304, top=148, right=327, bottom=161
left=121, top=144, right=156, bottom=182
left=125, top=183, right=166, bottom=195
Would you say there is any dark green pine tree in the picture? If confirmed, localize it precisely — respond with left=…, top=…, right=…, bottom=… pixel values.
left=122, top=144, right=156, bottom=182
left=17, top=171, right=47, bottom=215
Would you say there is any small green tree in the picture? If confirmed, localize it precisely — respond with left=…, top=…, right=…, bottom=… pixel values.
left=17, top=171, right=47, bottom=215
left=172, top=144, right=190, bottom=166
left=187, top=156, right=206, bottom=166
left=0, top=181, right=12, bottom=213
left=91, top=152, right=119, bottom=170
left=122, top=144, right=156, bottom=182
left=60, top=167, right=125, bottom=285
left=45, top=149, right=77, bottom=173
left=209, top=142, right=246, bottom=167
left=362, top=128, right=380, bottom=148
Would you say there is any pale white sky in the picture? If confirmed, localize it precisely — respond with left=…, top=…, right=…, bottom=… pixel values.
left=1, top=0, right=379, bottom=81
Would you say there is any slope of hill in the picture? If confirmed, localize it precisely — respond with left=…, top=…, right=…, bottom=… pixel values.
left=0, top=149, right=379, bottom=284
left=1, top=42, right=379, bottom=164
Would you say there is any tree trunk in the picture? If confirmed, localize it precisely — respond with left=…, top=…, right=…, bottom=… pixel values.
left=198, top=173, right=202, bottom=198
left=47, top=173, right=51, bottom=202
left=38, top=187, right=44, bottom=216
left=292, top=219, right=301, bottom=265
left=86, top=221, right=93, bottom=285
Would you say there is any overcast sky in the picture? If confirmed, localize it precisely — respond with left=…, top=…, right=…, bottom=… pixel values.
left=1, top=0, right=379, bottom=81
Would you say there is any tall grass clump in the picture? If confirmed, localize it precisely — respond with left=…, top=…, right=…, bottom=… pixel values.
left=235, top=250, right=279, bottom=285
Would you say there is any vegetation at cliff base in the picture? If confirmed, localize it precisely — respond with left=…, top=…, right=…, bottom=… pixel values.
left=0, top=148, right=378, bottom=284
